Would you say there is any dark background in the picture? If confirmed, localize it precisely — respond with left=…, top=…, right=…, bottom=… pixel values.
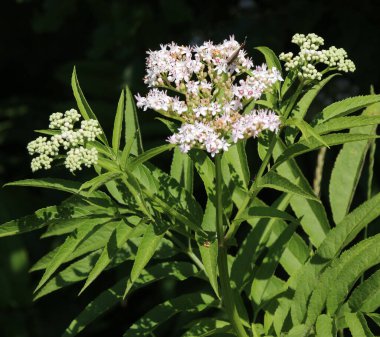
left=0, top=0, right=379, bottom=336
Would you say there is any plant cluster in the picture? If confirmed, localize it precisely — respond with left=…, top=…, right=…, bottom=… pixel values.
left=1, top=33, right=380, bottom=337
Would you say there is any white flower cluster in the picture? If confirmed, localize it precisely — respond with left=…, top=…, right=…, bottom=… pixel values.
left=137, top=36, right=282, bottom=156
left=279, top=33, right=355, bottom=81
left=27, top=109, right=102, bottom=173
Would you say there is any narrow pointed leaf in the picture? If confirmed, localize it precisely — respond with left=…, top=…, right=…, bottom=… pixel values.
left=312, top=94, right=380, bottom=125
left=346, top=312, right=375, bottom=337
left=129, top=144, right=175, bottom=171
left=273, top=133, right=379, bottom=170
left=181, top=319, right=231, bottom=336
left=125, top=86, right=143, bottom=155
left=285, top=74, right=339, bottom=143
left=62, top=261, right=199, bottom=337
left=79, top=219, right=138, bottom=294
left=316, top=315, right=334, bottom=337
left=123, top=221, right=170, bottom=298
left=5, top=178, right=81, bottom=194
left=170, top=147, right=193, bottom=192
left=258, top=171, right=319, bottom=201
left=71, top=67, right=108, bottom=145
left=348, top=269, right=380, bottom=313
left=112, top=89, right=125, bottom=152
left=79, top=172, right=121, bottom=193
left=123, top=292, right=217, bottom=337
left=329, top=105, right=380, bottom=224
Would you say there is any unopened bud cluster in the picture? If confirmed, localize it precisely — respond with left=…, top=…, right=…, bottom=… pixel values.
left=136, top=36, right=282, bottom=157
left=279, top=33, right=355, bottom=81
left=27, top=109, right=102, bottom=172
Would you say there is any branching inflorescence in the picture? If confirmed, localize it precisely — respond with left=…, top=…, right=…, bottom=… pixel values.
left=135, top=36, right=282, bottom=157
left=27, top=109, right=101, bottom=172
left=279, top=33, right=355, bottom=81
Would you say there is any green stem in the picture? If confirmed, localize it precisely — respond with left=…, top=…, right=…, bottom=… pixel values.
left=215, top=155, right=248, bottom=337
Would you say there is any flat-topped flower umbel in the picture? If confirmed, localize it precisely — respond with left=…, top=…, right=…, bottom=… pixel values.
left=136, top=36, right=282, bottom=157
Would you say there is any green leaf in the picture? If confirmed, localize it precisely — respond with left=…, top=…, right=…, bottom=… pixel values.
left=285, top=74, right=338, bottom=143
left=290, top=193, right=380, bottom=324
left=112, top=89, right=125, bottom=153
left=258, top=170, right=319, bottom=201
left=71, top=66, right=108, bottom=145
left=286, top=324, right=308, bottom=337
left=235, top=206, right=299, bottom=224
left=222, top=141, right=250, bottom=192
left=313, top=115, right=380, bottom=135
left=366, top=313, right=380, bottom=327
left=62, top=261, right=199, bottom=337
left=348, top=269, right=380, bottom=313
left=329, top=106, right=380, bottom=224
left=273, top=139, right=330, bottom=247
left=346, top=312, right=375, bottom=337
left=156, top=117, right=179, bottom=133
left=123, top=220, right=170, bottom=298
left=170, top=147, right=193, bottom=192
left=273, top=133, right=379, bottom=170
left=5, top=178, right=81, bottom=194
left=35, top=224, right=96, bottom=292
left=315, top=314, right=334, bottom=337
left=123, top=292, right=217, bottom=337
left=312, top=94, right=380, bottom=126
left=285, top=118, right=329, bottom=147
left=129, top=144, right=175, bottom=171
left=41, top=216, right=112, bottom=238
left=181, top=319, right=231, bottom=336
left=125, top=86, right=143, bottom=155
left=250, top=222, right=297, bottom=309
left=198, top=200, right=219, bottom=298
left=79, top=172, right=121, bottom=193
left=0, top=205, right=62, bottom=237
left=31, top=221, right=119, bottom=271
left=79, top=219, right=139, bottom=294
left=307, top=235, right=380, bottom=325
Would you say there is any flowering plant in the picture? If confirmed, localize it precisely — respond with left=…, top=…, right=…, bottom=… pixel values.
left=2, top=34, right=380, bottom=337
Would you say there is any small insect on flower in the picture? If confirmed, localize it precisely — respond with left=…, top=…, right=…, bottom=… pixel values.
left=227, top=36, right=247, bottom=65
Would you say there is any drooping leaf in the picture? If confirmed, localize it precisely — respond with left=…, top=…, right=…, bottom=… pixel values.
left=235, top=206, right=299, bottom=225
left=71, top=67, right=108, bottom=145
left=5, top=178, right=81, bottom=194
left=258, top=170, right=319, bottom=201
left=62, top=261, right=199, bottom=337
left=123, top=292, right=217, bottom=337
left=112, top=89, right=125, bottom=153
